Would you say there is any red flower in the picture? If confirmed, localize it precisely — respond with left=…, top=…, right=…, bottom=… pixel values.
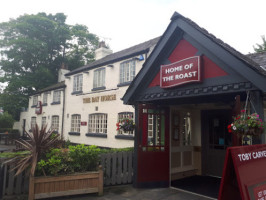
left=227, top=124, right=232, bottom=133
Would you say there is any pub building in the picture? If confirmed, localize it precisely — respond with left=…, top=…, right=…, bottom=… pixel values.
left=122, top=12, right=266, bottom=192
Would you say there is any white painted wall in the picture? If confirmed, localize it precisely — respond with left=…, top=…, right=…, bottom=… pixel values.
left=64, top=56, right=148, bottom=148
left=19, top=89, right=65, bottom=134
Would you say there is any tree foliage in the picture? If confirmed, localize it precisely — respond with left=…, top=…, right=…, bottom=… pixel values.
left=253, top=35, right=266, bottom=53
left=0, top=13, right=99, bottom=119
left=0, top=111, right=14, bottom=128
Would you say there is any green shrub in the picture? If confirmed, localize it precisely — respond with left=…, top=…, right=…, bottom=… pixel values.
left=36, top=144, right=101, bottom=176
left=36, top=148, right=73, bottom=176
left=69, top=144, right=100, bottom=172
left=99, top=147, right=134, bottom=154
left=0, top=112, right=14, bottom=128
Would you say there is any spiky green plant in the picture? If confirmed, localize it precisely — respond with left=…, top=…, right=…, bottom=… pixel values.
left=7, top=124, right=60, bottom=176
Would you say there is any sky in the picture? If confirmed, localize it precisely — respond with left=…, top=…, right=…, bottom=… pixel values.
left=0, top=0, right=266, bottom=54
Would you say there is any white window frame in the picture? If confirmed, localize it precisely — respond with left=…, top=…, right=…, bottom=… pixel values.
left=41, top=117, right=46, bottom=128
left=31, top=117, right=36, bottom=128
left=73, top=74, right=83, bottom=92
left=93, top=68, right=105, bottom=88
left=32, top=96, right=38, bottom=106
left=71, top=114, right=81, bottom=133
left=88, top=113, right=107, bottom=134
left=51, top=115, right=59, bottom=132
left=43, top=92, right=48, bottom=104
left=53, top=90, right=61, bottom=103
left=117, top=112, right=134, bottom=135
left=119, top=60, right=136, bottom=84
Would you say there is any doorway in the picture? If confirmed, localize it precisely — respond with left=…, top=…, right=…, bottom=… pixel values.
left=201, top=109, right=232, bottom=177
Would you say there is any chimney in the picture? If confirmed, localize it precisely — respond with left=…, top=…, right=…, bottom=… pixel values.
left=58, top=63, right=70, bottom=82
left=95, top=41, right=113, bottom=60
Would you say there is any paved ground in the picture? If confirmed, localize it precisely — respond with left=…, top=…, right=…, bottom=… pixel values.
left=0, top=143, right=215, bottom=200
left=0, top=142, right=16, bottom=153
left=53, top=185, right=215, bottom=200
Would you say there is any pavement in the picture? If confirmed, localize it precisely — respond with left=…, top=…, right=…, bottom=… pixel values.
left=0, top=142, right=16, bottom=153
left=52, top=185, right=215, bottom=200
left=0, top=143, right=215, bottom=200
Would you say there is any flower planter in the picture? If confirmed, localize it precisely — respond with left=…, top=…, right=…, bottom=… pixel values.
left=28, top=167, right=103, bottom=200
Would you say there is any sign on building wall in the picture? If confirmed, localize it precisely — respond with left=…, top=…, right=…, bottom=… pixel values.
left=80, top=121, right=87, bottom=126
left=35, top=101, right=42, bottom=114
left=160, top=56, right=201, bottom=88
left=83, top=94, right=116, bottom=104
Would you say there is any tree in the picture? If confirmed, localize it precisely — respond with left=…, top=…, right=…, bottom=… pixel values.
left=0, top=111, right=14, bottom=128
left=253, top=35, right=266, bottom=53
left=0, top=13, right=99, bottom=119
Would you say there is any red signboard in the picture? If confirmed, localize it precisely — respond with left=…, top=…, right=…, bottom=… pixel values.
left=160, top=56, right=201, bottom=88
left=35, top=101, right=42, bottom=114
left=219, top=144, right=266, bottom=200
left=80, top=121, right=87, bottom=126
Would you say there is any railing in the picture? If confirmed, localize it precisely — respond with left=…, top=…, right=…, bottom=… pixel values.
left=0, top=151, right=134, bottom=199
left=0, top=162, right=29, bottom=199
left=101, top=151, right=134, bottom=186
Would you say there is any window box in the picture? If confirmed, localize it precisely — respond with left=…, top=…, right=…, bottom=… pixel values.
left=51, top=102, right=60, bottom=105
left=92, top=86, right=106, bottom=91
left=31, top=105, right=37, bottom=108
left=86, top=133, right=107, bottom=138
left=115, top=135, right=134, bottom=140
left=117, top=81, right=132, bottom=87
left=71, top=90, right=83, bottom=95
left=42, top=103, right=47, bottom=106
left=68, top=132, right=80, bottom=136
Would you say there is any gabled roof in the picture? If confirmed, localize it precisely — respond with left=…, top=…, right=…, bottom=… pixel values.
left=172, top=13, right=266, bottom=76
left=34, top=81, right=66, bottom=95
left=65, top=37, right=160, bottom=76
left=123, top=12, right=266, bottom=104
left=247, top=51, right=266, bottom=74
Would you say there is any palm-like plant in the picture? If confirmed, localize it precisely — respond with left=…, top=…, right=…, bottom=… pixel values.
left=9, top=124, right=60, bottom=176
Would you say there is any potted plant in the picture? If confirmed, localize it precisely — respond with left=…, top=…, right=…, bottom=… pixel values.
left=116, top=118, right=135, bottom=132
left=228, top=110, right=265, bottom=144
left=7, top=125, right=103, bottom=200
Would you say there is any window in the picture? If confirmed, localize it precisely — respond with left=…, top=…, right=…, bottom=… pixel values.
left=32, top=96, right=38, bottom=106
left=73, top=74, right=83, bottom=93
left=53, top=90, right=61, bottom=103
left=51, top=116, right=59, bottom=132
left=71, top=114, right=81, bottom=133
left=93, top=68, right=105, bottom=89
left=88, top=114, right=107, bottom=134
left=43, top=92, right=48, bottom=105
left=117, top=112, right=134, bottom=135
left=146, top=109, right=165, bottom=147
left=120, top=60, right=136, bottom=84
left=41, top=117, right=46, bottom=128
left=31, top=117, right=36, bottom=128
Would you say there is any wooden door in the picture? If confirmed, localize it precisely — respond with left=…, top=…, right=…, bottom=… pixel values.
left=136, top=104, right=170, bottom=187
left=171, top=110, right=194, bottom=179
left=201, top=110, right=232, bottom=177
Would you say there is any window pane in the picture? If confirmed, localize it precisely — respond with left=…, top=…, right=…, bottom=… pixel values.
left=119, top=60, right=136, bottom=84
left=71, top=114, right=81, bottom=132
left=51, top=116, right=59, bottom=132
left=88, top=114, right=107, bottom=133
left=147, top=109, right=165, bottom=147
left=93, top=69, right=106, bottom=88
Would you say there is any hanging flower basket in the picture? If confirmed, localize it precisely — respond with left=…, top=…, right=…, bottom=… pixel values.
left=116, top=118, right=135, bottom=132
left=227, top=110, right=265, bottom=136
